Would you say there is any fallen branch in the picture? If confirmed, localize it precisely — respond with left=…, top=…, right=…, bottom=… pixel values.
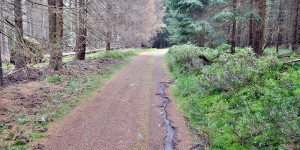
left=3, top=69, right=23, bottom=78
left=284, top=59, right=300, bottom=64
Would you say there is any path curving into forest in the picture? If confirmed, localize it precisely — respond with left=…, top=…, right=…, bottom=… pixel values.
left=41, top=49, right=192, bottom=150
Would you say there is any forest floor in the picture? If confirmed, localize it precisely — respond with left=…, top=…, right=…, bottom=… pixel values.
left=0, top=49, right=193, bottom=149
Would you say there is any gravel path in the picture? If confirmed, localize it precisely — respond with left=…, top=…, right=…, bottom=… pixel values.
left=42, top=50, right=192, bottom=150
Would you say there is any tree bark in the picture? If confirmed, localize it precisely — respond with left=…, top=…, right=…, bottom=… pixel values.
left=298, top=4, right=300, bottom=46
left=249, top=0, right=254, bottom=47
left=291, top=0, right=299, bottom=51
left=48, top=0, right=56, bottom=44
left=49, top=0, right=63, bottom=71
left=237, top=21, right=242, bottom=47
left=14, top=0, right=26, bottom=68
left=76, top=0, right=87, bottom=60
left=0, top=11, right=3, bottom=86
left=231, top=0, right=237, bottom=54
left=0, top=43, right=3, bottom=86
left=106, top=41, right=111, bottom=51
left=0, top=0, right=3, bottom=85
left=276, top=0, right=283, bottom=53
left=253, top=0, right=266, bottom=56
left=106, top=3, right=112, bottom=51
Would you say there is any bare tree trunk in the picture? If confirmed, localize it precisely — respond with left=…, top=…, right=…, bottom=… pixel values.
left=253, top=0, right=266, bottom=55
left=3, top=30, right=9, bottom=60
left=265, top=1, right=275, bottom=49
left=0, top=1, right=8, bottom=60
left=0, top=44, right=3, bottom=86
left=237, top=21, right=242, bottom=46
left=48, top=0, right=56, bottom=44
left=0, top=3, right=3, bottom=85
left=14, top=0, right=26, bottom=68
left=106, top=37, right=111, bottom=50
left=231, top=0, right=237, bottom=54
left=0, top=1, right=4, bottom=85
left=298, top=3, right=300, bottom=46
left=0, top=1, right=3, bottom=57
left=49, top=0, right=63, bottom=71
left=249, top=0, right=254, bottom=47
left=276, top=0, right=283, bottom=53
left=291, top=0, right=299, bottom=51
left=106, top=3, right=112, bottom=51
left=76, top=0, right=87, bottom=60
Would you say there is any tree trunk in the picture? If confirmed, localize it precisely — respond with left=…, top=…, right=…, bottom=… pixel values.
left=49, top=0, right=63, bottom=71
left=231, top=0, right=237, bottom=54
left=276, top=0, right=283, bottom=53
left=0, top=0, right=3, bottom=85
left=253, top=0, right=266, bottom=55
left=48, top=0, right=56, bottom=43
left=0, top=44, right=3, bottom=86
left=0, top=1, right=3, bottom=59
left=298, top=3, right=300, bottom=46
left=14, top=0, right=26, bottom=68
left=249, top=0, right=254, bottom=47
left=237, top=21, right=242, bottom=47
left=291, top=0, right=299, bottom=51
left=106, top=41, right=111, bottom=51
left=76, top=0, right=87, bottom=60
left=1, top=2, right=8, bottom=60
left=106, top=3, right=112, bottom=51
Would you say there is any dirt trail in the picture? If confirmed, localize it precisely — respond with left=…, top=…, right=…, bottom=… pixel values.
left=41, top=50, right=192, bottom=150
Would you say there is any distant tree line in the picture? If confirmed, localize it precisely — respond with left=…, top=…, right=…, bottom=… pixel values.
left=163, top=0, right=300, bottom=54
left=0, top=0, right=164, bottom=86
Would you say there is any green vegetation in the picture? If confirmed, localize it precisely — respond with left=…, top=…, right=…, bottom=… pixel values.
left=103, top=50, right=138, bottom=60
left=166, top=44, right=300, bottom=149
left=45, top=75, right=61, bottom=83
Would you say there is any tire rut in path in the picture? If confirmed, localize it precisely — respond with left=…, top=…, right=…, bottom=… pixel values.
left=157, top=82, right=175, bottom=150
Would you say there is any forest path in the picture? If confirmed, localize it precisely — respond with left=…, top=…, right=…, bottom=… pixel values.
left=41, top=49, right=192, bottom=150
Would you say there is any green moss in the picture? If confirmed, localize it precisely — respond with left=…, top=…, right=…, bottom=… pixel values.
left=166, top=45, right=300, bottom=149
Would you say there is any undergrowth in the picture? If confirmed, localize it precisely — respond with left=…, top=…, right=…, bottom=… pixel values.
left=166, top=44, right=300, bottom=149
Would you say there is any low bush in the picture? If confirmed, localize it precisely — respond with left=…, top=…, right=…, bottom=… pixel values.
left=167, top=44, right=219, bottom=74
left=103, top=51, right=125, bottom=59
left=103, top=49, right=142, bottom=60
left=45, top=75, right=61, bottom=83
left=167, top=45, right=300, bottom=149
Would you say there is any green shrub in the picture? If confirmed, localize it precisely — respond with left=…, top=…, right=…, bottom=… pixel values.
left=46, top=75, right=61, bottom=83
left=215, top=43, right=231, bottom=53
left=103, top=50, right=142, bottom=60
left=167, top=44, right=220, bottom=74
left=103, top=51, right=125, bottom=59
left=263, top=47, right=293, bottom=55
left=17, top=118, right=27, bottom=125
left=167, top=45, right=300, bottom=149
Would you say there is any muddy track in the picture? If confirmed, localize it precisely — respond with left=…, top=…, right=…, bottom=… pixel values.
left=157, top=82, right=175, bottom=150
left=39, top=50, right=192, bottom=150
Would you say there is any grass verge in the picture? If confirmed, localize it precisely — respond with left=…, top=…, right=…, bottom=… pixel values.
left=165, top=44, right=300, bottom=149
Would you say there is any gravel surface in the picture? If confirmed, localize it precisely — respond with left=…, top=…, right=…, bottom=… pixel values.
left=41, top=50, right=192, bottom=150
